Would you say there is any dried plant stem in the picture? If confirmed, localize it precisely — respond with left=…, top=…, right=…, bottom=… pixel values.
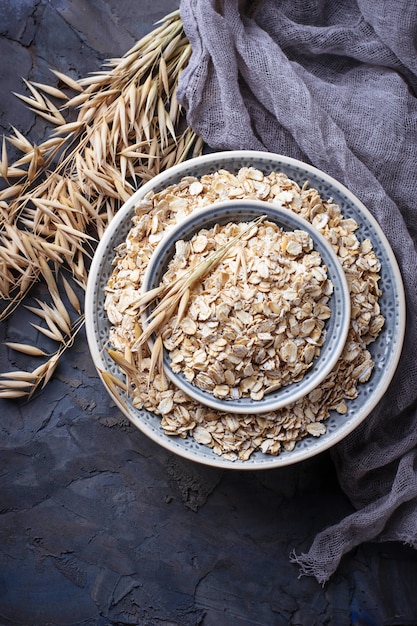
left=132, top=216, right=267, bottom=380
left=0, top=10, right=202, bottom=396
left=1, top=313, right=85, bottom=398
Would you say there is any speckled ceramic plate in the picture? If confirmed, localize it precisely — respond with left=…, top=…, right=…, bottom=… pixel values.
left=141, top=199, right=351, bottom=415
left=85, top=151, right=406, bottom=469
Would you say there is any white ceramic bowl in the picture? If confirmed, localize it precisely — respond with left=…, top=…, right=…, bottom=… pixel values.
left=85, top=150, right=405, bottom=470
left=141, top=199, right=351, bottom=415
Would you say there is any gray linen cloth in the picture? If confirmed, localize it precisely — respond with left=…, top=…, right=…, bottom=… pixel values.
left=177, top=0, right=417, bottom=583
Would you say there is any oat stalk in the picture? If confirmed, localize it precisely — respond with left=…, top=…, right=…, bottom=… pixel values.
left=0, top=10, right=203, bottom=396
left=1, top=313, right=85, bottom=399
left=134, top=215, right=267, bottom=356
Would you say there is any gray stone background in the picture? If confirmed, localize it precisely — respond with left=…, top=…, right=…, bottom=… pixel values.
left=1, top=1, right=417, bottom=625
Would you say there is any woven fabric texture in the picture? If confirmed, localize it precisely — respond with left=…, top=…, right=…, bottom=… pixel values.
left=177, top=0, right=417, bottom=583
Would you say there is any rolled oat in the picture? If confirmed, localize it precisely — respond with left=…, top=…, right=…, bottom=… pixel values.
left=105, top=167, right=384, bottom=461
left=160, top=220, right=332, bottom=401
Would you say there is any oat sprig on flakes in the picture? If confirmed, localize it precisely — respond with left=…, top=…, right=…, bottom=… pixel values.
left=160, top=219, right=332, bottom=402
left=105, top=167, right=385, bottom=461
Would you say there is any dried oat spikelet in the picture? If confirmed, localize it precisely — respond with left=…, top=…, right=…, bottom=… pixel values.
left=1, top=313, right=85, bottom=399
left=0, top=10, right=202, bottom=395
left=132, top=216, right=267, bottom=381
left=1, top=262, right=85, bottom=398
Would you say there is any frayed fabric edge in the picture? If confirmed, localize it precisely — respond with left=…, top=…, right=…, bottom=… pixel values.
left=290, top=534, right=417, bottom=586
left=382, top=532, right=417, bottom=550
left=289, top=550, right=333, bottom=586
left=401, top=536, right=417, bottom=549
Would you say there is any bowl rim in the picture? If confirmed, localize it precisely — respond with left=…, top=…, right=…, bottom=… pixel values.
left=85, top=150, right=406, bottom=469
left=140, top=198, right=351, bottom=414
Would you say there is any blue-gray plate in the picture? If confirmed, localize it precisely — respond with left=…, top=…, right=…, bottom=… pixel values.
left=85, top=151, right=405, bottom=469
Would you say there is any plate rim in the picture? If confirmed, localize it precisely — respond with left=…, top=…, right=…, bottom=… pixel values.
left=140, top=197, right=351, bottom=415
left=85, top=150, right=406, bottom=470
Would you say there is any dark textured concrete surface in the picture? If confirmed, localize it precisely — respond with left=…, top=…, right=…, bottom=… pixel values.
left=1, top=2, right=417, bottom=625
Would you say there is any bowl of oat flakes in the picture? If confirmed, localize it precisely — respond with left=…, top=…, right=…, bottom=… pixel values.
left=86, top=150, right=405, bottom=468
left=140, top=199, right=351, bottom=415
